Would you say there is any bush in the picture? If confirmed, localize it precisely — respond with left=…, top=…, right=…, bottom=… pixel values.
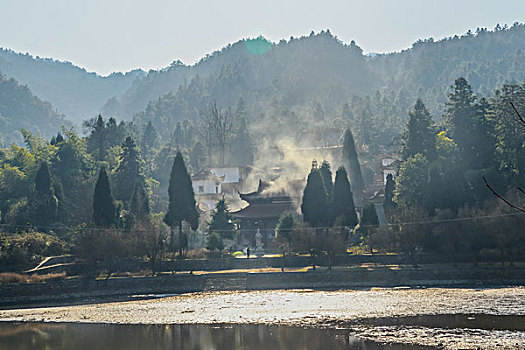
left=0, top=231, right=67, bottom=271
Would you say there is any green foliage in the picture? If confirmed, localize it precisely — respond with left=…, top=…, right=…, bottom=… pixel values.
left=394, top=154, right=429, bottom=209
left=92, top=167, right=116, bottom=228
left=114, top=137, right=145, bottom=206
left=164, top=151, right=199, bottom=230
left=0, top=231, right=66, bottom=271
left=206, top=232, right=223, bottom=252
left=332, top=167, right=358, bottom=228
left=342, top=129, right=364, bottom=196
left=208, top=198, right=235, bottom=240
left=276, top=212, right=295, bottom=247
left=361, top=202, right=379, bottom=227
left=400, top=99, right=436, bottom=161
left=301, top=161, right=329, bottom=228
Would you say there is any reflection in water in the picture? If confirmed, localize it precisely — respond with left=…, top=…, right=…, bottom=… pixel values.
left=0, top=322, right=424, bottom=350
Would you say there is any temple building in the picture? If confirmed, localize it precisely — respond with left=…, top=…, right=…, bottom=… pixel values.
left=231, top=179, right=300, bottom=250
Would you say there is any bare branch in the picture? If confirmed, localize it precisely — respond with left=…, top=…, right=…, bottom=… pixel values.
left=483, top=177, right=525, bottom=213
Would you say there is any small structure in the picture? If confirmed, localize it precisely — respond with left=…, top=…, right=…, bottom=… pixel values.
left=192, top=169, right=224, bottom=211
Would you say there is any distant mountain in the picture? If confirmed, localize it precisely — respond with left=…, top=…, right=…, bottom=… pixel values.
left=0, top=49, right=144, bottom=123
left=123, top=24, right=525, bottom=151
left=0, top=74, right=68, bottom=146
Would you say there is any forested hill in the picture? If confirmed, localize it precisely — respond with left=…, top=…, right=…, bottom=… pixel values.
left=0, top=48, right=144, bottom=123
left=0, top=74, right=68, bottom=146
left=123, top=24, right=525, bottom=151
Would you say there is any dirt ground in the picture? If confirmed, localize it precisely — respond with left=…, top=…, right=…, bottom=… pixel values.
left=1, top=287, right=524, bottom=349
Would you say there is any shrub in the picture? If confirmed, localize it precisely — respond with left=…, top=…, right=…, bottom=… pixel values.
left=0, top=231, right=67, bottom=271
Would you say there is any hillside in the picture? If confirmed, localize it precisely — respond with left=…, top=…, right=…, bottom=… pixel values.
left=0, top=49, right=144, bottom=123
left=117, top=24, right=525, bottom=152
left=0, top=74, right=68, bottom=146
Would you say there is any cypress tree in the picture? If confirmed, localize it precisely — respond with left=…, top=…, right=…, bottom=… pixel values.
left=383, top=173, right=397, bottom=214
left=400, top=99, right=436, bottom=161
left=301, top=161, right=329, bottom=227
left=342, top=128, right=364, bottom=200
left=33, top=161, right=58, bottom=228
left=114, top=136, right=144, bottom=206
left=140, top=121, right=158, bottom=160
left=92, top=166, right=116, bottom=228
left=164, top=151, right=199, bottom=257
left=361, top=202, right=379, bottom=254
left=332, top=166, right=358, bottom=228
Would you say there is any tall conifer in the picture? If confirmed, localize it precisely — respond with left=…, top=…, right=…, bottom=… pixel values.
left=92, top=166, right=116, bottom=228
left=342, top=128, right=364, bottom=200
left=332, top=166, right=358, bottom=228
left=164, top=151, right=199, bottom=256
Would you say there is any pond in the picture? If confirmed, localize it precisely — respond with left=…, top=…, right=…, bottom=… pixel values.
left=0, top=322, right=426, bottom=350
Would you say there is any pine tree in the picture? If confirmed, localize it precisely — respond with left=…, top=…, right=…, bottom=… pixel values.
left=400, top=99, right=436, bottom=161
left=207, top=198, right=235, bottom=251
left=114, top=137, right=144, bottom=206
left=35, top=161, right=53, bottom=196
left=301, top=161, right=329, bottom=227
left=164, top=151, right=199, bottom=257
left=332, top=166, right=358, bottom=228
left=445, top=78, right=492, bottom=169
left=342, top=128, right=364, bottom=200
left=92, top=166, right=116, bottom=228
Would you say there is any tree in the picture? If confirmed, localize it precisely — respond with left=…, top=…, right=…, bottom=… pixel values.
left=400, top=99, right=436, bottom=161
left=361, top=202, right=379, bottom=254
left=383, top=173, right=397, bottom=215
left=140, top=121, right=158, bottom=161
left=127, top=181, right=150, bottom=229
left=92, top=166, right=116, bottom=228
left=276, top=212, right=295, bottom=252
left=190, top=141, right=206, bottom=173
left=301, top=161, right=329, bottom=228
left=207, top=198, right=235, bottom=253
left=32, top=161, right=58, bottom=229
left=200, top=103, right=235, bottom=166
left=230, top=117, right=254, bottom=166
left=164, top=151, right=199, bottom=257
left=342, top=128, right=364, bottom=201
left=332, top=166, right=358, bottom=230
left=394, top=154, right=429, bottom=209
left=319, top=160, right=333, bottom=199
left=114, top=137, right=144, bottom=206
left=445, top=78, right=495, bottom=169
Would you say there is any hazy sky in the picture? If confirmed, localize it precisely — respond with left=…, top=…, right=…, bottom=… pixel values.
left=2, top=0, right=524, bottom=75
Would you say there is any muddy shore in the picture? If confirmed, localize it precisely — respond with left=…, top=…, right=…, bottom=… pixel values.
left=1, top=287, right=524, bottom=349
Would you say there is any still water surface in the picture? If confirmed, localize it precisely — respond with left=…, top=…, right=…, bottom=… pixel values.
left=0, top=322, right=425, bottom=350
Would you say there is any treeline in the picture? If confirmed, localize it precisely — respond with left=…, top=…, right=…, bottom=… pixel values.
left=278, top=78, right=525, bottom=267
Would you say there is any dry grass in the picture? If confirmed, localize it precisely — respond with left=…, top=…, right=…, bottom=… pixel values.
left=0, top=272, right=67, bottom=284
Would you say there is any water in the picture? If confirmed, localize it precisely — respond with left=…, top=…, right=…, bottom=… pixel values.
left=0, top=322, right=426, bottom=350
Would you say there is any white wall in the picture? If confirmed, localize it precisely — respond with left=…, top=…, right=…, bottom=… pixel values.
left=193, top=179, right=221, bottom=195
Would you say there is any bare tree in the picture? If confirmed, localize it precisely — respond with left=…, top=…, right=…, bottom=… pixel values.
left=200, top=102, right=235, bottom=166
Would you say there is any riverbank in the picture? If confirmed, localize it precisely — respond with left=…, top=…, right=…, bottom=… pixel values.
left=1, top=287, right=524, bottom=349
left=1, top=264, right=524, bottom=308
